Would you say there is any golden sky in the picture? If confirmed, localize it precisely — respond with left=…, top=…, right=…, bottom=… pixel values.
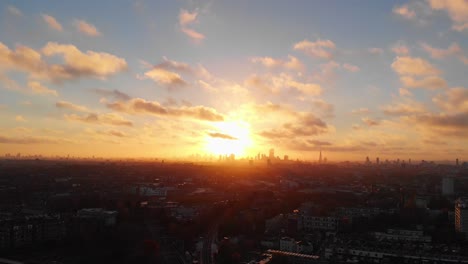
left=0, top=0, right=467, bottom=161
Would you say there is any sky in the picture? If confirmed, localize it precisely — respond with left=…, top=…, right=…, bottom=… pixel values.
left=0, top=0, right=467, bottom=161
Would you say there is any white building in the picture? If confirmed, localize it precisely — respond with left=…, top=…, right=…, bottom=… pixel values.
left=455, top=198, right=468, bottom=238
left=302, top=216, right=338, bottom=231
left=374, top=229, right=431, bottom=243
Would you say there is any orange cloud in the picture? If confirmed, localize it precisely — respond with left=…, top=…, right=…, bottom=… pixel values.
left=0, top=42, right=127, bottom=82
left=391, top=56, right=440, bottom=76
left=106, top=98, right=224, bottom=122
left=42, top=14, right=63, bottom=31
left=420, top=42, right=462, bottom=59
left=432, top=87, right=468, bottom=113
left=428, top=0, right=468, bottom=31
left=74, top=19, right=101, bottom=36
left=15, top=115, right=27, bottom=122
left=56, top=100, right=90, bottom=112
left=251, top=55, right=304, bottom=71
left=42, top=42, right=127, bottom=80
left=361, top=117, right=380, bottom=126
left=143, top=68, right=187, bottom=87
left=342, top=63, right=360, bottom=72
left=259, top=113, right=328, bottom=139
left=392, top=43, right=410, bottom=55
left=179, top=9, right=205, bottom=41
left=400, top=76, right=447, bottom=89
left=382, top=101, right=426, bottom=116
left=393, top=4, right=416, bottom=19
left=293, top=39, right=336, bottom=59
left=208, top=132, right=237, bottom=140
left=28, top=81, right=58, bottom=96
left=65, top=113, right=133, bottom=127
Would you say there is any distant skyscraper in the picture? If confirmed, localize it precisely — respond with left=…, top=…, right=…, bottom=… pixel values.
left=284, top=155, right=289, bottom=161
left=456, top=158, right=459, bottom=166
left=376, top=157, right=380, bottom=165
left=269, top=148, right=275, bottom=160
left=366, top=156, right=370, bottom=164
left=319, top=149, right=322, bottom=164
left=455, top=198, right=468, bottom=238
left=442, top=177, right=454, bottom=196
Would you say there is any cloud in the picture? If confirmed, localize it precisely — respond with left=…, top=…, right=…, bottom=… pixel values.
left=74, top=19, right=101, bottom=36
left=420, top=42, right=463, bottom=59
left=293, top=39, right=336, bottom=59
left=361, top=117, right=380, bottom=126
left=392, top=56, right=446, bottom=90
left=413, top=112, right=468, bottom=129
left=247, top=73, right=322, bottom=96
left=279, top=75, right=322, bottom=96
left=106, top=98, right=224, bottom=122
left=392, top=1, right=432, bottom=25
left=251, top=55, right=304, bottom=71
left=105, top=130, right=127, bottom=137
left=432, top=87, right=468, bottom=113
left=391, top=56, right=440, bottom=76
left=0, top=135, right=59, bottom=144
left=0, top=42, right=127, bottom=82
left=342, top=63, right=360, bottom=72
left=430, top=43, right=463, bottom=58
left=7, top=6, right=22, bottom=16
left=382, top=101, right=426, bottom=116
left=208, top=132, right=237, bottom=140
left=91, top=88, right=131, bottom=101
left=310, top=99, right=335, bottom=118
left=245, top=75, right=277, bottom=94
left=42, top=14, right=62, bottom=31
left=142, top=67, right=187, bottom=87
left=56, top=100, right=90, bottom=112
left=65, top=113, right=133, bottom=127
left=181, top=28, right=205, bottom=40
left=393, top=4, right=416, bottom=19
left=399, top=88, right=412, bottom=97
left=179, top=9, right=205, bottom=41
left=368, top=48, right=384, bottom=55
left=28, top=81, right=58, bottom=96
left=428, top=0, right=468, bottom=31
left=392, top=43, right=410, bottom=55
left=15, top=115, right=27, bottom=122
left=307, top=139, right=332, bottom=146
left=400, top=75, right=447, bottom=89
left=42, top=42, right=127, bottom=79
left=259, top=113, right=328, bottom=139
left=351, top=108, right=370, bottom=115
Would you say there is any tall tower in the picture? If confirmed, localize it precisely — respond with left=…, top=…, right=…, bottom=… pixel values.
left=455, top=198, right=468, bottom=238
left=456, top=158, right=459, bottom=166
left=269, top=148, right=275, bottom=160
left=319, top=149, right=322, bottom=164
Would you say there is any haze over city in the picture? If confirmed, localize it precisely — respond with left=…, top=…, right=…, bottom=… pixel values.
left=0, top=0, right=467, bottom=161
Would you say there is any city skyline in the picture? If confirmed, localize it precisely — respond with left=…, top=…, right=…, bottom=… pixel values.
left=0, top=0, right=467, bottom=161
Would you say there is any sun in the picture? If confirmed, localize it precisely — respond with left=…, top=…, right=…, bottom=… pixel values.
left=205, top=121, right=252, bottom=157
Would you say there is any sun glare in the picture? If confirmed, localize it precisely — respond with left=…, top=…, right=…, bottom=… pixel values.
left=205, top=121, right=252, bottom=157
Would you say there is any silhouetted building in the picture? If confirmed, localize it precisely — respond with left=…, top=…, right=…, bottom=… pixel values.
left=269, top=148, right=275, bottom=160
